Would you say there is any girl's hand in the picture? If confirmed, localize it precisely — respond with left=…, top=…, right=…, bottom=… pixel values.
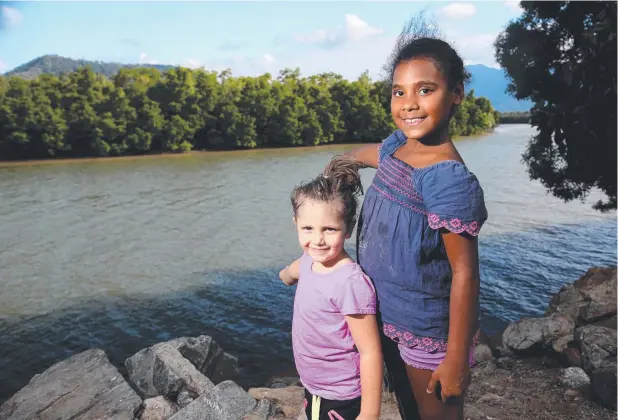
left=426, top=358, right=470, bottom=404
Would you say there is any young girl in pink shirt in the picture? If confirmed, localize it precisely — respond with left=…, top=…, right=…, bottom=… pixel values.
left=279, top=156, right=383, bottom=420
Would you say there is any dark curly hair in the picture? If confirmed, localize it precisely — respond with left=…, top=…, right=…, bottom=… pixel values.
left=291, top=155, right=364, bottom=234
left=382, top=12, right=471, bottom=89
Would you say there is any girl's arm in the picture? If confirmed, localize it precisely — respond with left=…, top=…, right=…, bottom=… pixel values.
left=345, top=314, right=383, bottom=419
left=343, top=144, right=381, bottom=169
left=279, top=257, right=301, bottom=286
left=427, top=231, right=480, bottom=400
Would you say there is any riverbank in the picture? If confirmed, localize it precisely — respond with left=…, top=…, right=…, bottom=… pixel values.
left=0, top=126, right=499, bottom=168
left=1, top=266, right=615, bottom=419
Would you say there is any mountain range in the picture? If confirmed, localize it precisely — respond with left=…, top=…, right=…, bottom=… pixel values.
left=2, top=55, right=532, bottom=112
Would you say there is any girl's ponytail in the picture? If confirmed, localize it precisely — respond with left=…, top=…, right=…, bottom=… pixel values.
left=290, top=155, right=365, bottom=233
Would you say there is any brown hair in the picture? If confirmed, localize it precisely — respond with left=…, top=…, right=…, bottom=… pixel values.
left=291, top=155, right=365, bottom=233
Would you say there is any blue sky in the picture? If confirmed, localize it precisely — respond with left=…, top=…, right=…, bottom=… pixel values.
left=0, top=1, right=524, bottom=80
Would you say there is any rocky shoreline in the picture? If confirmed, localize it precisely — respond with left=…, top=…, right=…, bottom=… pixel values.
left=1, top=267, right=615, bottom=420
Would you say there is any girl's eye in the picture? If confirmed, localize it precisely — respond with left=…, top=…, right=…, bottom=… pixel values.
left=419, top=88, right=432, bottom=95
left=302, top=227, right=312, bottom=231
left=392, top=90, right=404, bottom=97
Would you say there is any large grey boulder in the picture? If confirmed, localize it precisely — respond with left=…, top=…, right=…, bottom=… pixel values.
left=0, top=348, right=141, bottom=420
left=502, top=312, right=575, bottom=354
left=169, top=380, right=257, bottom=420
left=576, top=325, right=617, bottom=373
left=166, top=335, right=239, bottom=383
left=547, top=267, right=617, bottom=326
left=125, top=342, right=215, bottom=401
left=126, top=335, right=240, bottom=403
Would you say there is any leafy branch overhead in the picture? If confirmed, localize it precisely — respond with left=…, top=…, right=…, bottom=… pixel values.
left=495, top=1, right=617, bottom=211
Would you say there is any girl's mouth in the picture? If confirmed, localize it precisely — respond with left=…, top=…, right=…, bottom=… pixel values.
left=401, top=117, right=426, bottom=127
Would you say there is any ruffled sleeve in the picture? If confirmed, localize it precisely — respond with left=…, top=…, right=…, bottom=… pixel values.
left=417, top=161, right=488, bottom=236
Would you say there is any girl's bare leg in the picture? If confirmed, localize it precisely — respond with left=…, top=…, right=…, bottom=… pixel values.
left=404, top=365, right=464, bottom=420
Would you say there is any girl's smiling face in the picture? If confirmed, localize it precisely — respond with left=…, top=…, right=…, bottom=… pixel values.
left=294, top=197, right=350, bottom=267
left=391, top=58, right=463, bottom=141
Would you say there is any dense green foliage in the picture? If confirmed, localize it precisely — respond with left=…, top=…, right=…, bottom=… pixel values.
left=495, top=1, right=616, bottom=211
left=0, top=66, right=498, bottom=160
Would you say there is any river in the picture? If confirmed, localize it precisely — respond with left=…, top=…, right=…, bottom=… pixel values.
left=0, top=124, right=615, bottom=402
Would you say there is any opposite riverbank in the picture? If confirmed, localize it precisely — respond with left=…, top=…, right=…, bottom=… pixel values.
left=0, top=266, right=615, bottom=420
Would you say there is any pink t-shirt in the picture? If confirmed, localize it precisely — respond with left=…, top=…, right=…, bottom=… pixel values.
left=292, top=253, right=377, bottom=400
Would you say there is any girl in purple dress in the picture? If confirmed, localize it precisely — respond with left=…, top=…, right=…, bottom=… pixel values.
left=280, top=158, right=383, bottom=420
left=338, top=29, right=489, bottom=420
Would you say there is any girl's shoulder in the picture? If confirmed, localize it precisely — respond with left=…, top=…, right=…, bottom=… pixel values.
left=332, top=263, right=377, bottom=315
left=415, top=160, right=489, bottom=236
left=378, top=130, right=407, bottom=163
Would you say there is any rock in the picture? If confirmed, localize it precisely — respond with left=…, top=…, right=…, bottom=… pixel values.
left=558, top=367, right=590, bottom=389
left=126, top=336, right=239, bottom=400
left=502, top=312, right=575, bottom=355
left=140, top=396, right=178, bottom=420
left=167, top=335, right=240, bottom=383
left=170, top=380, right=257, bottom=420
left=590, top=366, right=617, bottom=410
left=167, top=336, right=223, bottom=374
left=488, top=328, right=513, bottom=357
left=474, top=343, right=494, bottom=364
left=248, top=385, right=305, bottom=418
left=242, top=399, right=273, bottom=420
left=176, top=388, right=195, bottom=408
left=547, top=267, right=617, bottom=326
left=0, top=349, right=141, bottom=420
left=576, top=325, right=617, bottom=373
left=210, top=351, right=241, bottom=385
left=564, top=388, right=584, bottom=401
left=126, top=342, right=215, bottom=400
left=496, top=356, right=515, bottom=370
left=266, top=376, right=303, bottom=389
left=563, top=347, right=582, bottom=367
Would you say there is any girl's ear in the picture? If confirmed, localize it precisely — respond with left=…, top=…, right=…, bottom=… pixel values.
left=453, top=83, right=464, bottom=105
left=293, top=216, right=297, bottom=226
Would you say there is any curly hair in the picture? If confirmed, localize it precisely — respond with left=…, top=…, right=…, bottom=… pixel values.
left=382, top=12, right=471, bottom=89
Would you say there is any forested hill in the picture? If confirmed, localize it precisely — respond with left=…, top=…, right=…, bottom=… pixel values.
left=4, top=55, right=532, bottom=112
left=4, top=55, right=175, bottom=80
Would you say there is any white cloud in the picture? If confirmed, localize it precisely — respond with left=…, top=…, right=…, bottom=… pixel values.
left=1, top=6, right=23, bottom=27
left=262, top=54, right=276, bottom=64
left=0, top=60, right=6, bottom=72
left=138, top=52, right=159, bottom=65
left=448, top=32, right=499, bottom=68
left=294, top=14, right=383, bottom=49
left=504, top=1, right=524, bottom=13
left=438, top=3, right=476, bottom=20
left=345, top=14, right=383, bottom=42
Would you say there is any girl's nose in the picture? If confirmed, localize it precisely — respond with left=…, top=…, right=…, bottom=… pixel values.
left=402, top=95, right=419, bottom=111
